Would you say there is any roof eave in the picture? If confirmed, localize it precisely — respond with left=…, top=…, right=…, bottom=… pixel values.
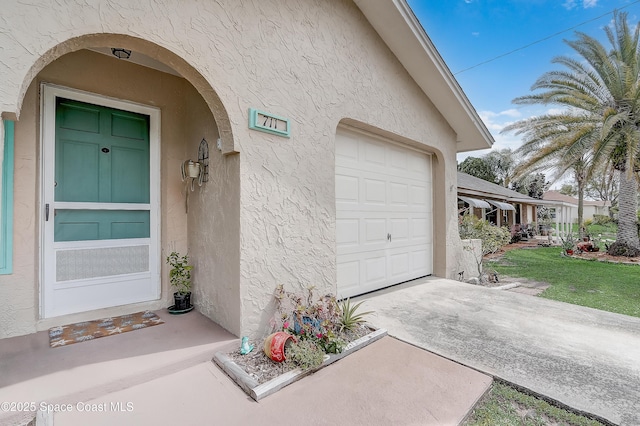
left=353, top=0, right=493, bottom=152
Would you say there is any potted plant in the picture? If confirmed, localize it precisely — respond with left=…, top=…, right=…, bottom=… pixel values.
left=166, top=251, right=193, bottom=313
left=560, top=233, right=576, bottom=255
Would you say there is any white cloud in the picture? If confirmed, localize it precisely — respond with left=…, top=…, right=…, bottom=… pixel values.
left=456, top=109, right=526, bottom=162
left=471, top=31, right=480, bottom=37
left=563, top=0, right=597, bottom=10
left=458, top=106, right=575, bottom=163
left=478, top=109, right=522, bottom=131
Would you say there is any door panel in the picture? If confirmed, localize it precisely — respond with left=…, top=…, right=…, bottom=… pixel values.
left=55, top=138, right=101, bottom=202
left=111, top=146, right=149, bottom=203
left=54, top=210, right=150, bottom=241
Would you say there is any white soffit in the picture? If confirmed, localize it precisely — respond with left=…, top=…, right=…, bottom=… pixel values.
left=458, top=196, right=490, bottom=209
left=487, top=200, right=516, bottom=211
left=354, top=0, right=494, bottom=152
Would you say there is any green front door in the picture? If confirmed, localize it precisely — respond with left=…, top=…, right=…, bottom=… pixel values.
left=55, top=98, right=150, bottom=241
left=42, top=86, right=160, bottom=318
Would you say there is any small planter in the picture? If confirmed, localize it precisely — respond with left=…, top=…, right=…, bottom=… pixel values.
left=565, top=249, right=574, bottom=255
left=592, top=247, right=600, bottom=252
left=168, top=291, right=194, bottom=314
left=166, top=252, right=193, bottom=314
left=263, top=332, right=296, bottom=362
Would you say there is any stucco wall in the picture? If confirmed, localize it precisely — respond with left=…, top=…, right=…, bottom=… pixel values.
left=0, top=84, right=38, bottom=337
left=0, top=0, right=464, bottom=339
left=234, top=0, right=459, bottom=337
left=185, top=88, right=241, bottom=336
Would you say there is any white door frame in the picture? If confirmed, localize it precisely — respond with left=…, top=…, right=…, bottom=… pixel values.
left=40, top=84, right=162, bottom=318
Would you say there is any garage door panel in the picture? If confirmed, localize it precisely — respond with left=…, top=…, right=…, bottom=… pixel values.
left=364, top=255, right=387, bottom=283
left=336, top=127, right=433, bottom=298
left=410, top=184, right=429, bottom=207
left=408, top=153, right=431, bottom=176
left=410, top=217, right=429, bottom=239
left=336, top=218, right=359, bottom=248
left=364, top=178, right=386, bottom=205
left=390, top=182, right=409, bottom=206
left=411, top=247, right=432, bottom=273
left=336, top=132, right=359, bottom=161
left=336, top=174, right=359, bottom=203
left=337, top=260, right=360, bottom=290
left=364, top=218, right=386, bottom=245
left=389, top=252, right=410, bottom=278
left=389, top=218, right=409, bottom=241
left=363, top=140, right=386, bottom=166
left=390, top=147, right=409, bottom=171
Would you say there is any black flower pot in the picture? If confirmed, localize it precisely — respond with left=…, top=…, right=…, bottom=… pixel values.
left=173, top=291, right=192, bottom=311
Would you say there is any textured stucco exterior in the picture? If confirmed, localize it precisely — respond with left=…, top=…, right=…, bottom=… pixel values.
left=0, top=0, right=487, bottom=339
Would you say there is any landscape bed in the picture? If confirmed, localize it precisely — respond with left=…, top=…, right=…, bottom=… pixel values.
left=213, top=326, right=387, bottom=401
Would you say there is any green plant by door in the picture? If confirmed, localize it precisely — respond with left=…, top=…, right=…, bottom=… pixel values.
left=166, top=252, right=192, bottom=294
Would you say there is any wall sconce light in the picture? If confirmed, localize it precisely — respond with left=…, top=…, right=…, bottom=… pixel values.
left=111, top=48, right=132, bottom=59
left=181, top=160, right=202, bottom=214
left=180, top=139, right=209, bottom=213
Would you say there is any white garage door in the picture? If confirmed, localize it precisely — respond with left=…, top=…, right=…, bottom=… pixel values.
left=336, top=127, right=433, bottom=298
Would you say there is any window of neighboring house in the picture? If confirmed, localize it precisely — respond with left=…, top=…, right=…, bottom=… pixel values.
left=0, top=120, right=14, bottom=274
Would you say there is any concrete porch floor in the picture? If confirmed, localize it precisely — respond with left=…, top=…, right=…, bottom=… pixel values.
left=1, top=310, right=492, bottom=426
left=0, top=311, right=237, bottom=425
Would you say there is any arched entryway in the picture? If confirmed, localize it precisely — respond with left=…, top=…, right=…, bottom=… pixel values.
left=9, top=34, right=241, bottom=333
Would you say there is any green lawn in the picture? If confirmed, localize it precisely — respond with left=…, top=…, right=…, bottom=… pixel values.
left=464, top=382, right=604, bottom=426
left=488, top=247, right=640, bottom=318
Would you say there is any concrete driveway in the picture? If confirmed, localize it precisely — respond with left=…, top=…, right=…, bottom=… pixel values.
left=360, top=277, right=640, bottom=426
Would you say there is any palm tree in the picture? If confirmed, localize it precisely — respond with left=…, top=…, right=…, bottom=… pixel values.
left=504, top=112, right=596, bottom=237
left=502, top=12, right=640, bottom=251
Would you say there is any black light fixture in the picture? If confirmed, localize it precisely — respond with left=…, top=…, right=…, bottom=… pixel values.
left=111, top=48, right=131, bottom=59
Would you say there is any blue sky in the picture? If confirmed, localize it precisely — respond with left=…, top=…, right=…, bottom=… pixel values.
left=408, top=0, right=640, bottom=163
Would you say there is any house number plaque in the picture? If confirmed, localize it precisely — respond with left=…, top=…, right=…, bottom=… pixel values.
left=248, top=108, right=290, bottom=138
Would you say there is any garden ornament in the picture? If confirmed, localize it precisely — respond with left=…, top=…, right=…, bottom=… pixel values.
left=240, top=336, right=254, bottom=355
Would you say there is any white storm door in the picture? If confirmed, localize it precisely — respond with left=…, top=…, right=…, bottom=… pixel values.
left=336, top=127, right=433, bottom=298
left=41, top=85, right=161, bottom=318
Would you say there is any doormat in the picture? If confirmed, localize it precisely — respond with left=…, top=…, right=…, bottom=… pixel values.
left=49, top=311, right=164, bottom=348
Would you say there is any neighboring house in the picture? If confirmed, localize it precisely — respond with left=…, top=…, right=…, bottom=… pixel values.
left=457, top=172, right=539, bottom=234
left=543, top=191, right=611, bottom=222
left=0, top=0, right=492, bottom=340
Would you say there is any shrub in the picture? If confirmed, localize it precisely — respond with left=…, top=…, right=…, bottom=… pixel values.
left=166, top=252, right=192, bottom=294
left=286, top=339, right=325, bottom=370
left=339, top=299, right=373, bottom=332
left=459, top=215, right=511, bottom=255
left=607, top=241, right=640, bottom=257
left=593, top=215, right=611, bottom=225
left=583, top=218, right=593, bottom=227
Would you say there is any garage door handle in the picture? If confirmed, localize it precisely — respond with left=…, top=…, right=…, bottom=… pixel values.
left=387, top=233, right=391, bottom=242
